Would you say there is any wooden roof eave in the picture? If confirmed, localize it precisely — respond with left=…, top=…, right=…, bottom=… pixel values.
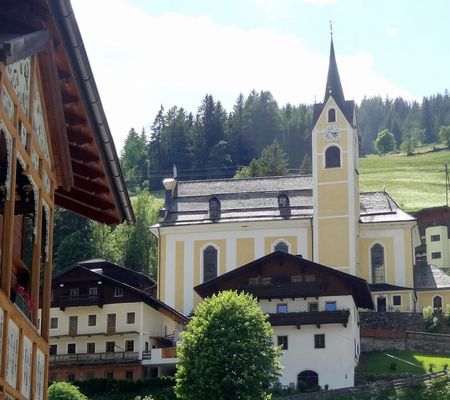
left=47, top=0, right=134, bottom=225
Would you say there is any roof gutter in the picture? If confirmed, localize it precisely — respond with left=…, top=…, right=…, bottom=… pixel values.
left=48, top=0, right=134, bottom=224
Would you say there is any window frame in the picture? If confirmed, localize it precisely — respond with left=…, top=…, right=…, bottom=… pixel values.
left=277, top=303, right=288, bottom=313
left=105, top=341, right=115, bottom=353
left=125, top=340, right=135, bottom=352
left=87, top=342, right=96, bottom=354
left=371, top=243, right=386, bottom=284
left=127, top=312, right=136, bottom=324
left=308, top=302, right=319, bottom=312
left=88, top=314, right=97, bottom=327
left=324, top=145, right=341, bottom=169
left=432, top=252, right=442, bottom=260
left=430, top=234, right=440, bottom=242
left=314, top=334, right=325, bottom=349
left=328, top=108, right=336, bottom=123
left=277, top=335, right=288, bottom=350
left=67, top=343, right=76, bottom=354
left=49, top=344, right=57, bottom=355
left=392, top=295, right=402, bottom=307
left=114, top=287, right=124, bottom=297
left=325, top=301, right=337, bottom=311
left=50, top=317, right=58, bottom=330
left=202, top=244, right=219, bottom=283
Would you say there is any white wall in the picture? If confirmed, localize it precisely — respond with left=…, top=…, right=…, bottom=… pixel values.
left=260, top=295, right=359, bottom=390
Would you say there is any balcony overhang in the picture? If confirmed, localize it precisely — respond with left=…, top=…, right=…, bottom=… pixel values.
left=268, top=310, right=350, bottom=328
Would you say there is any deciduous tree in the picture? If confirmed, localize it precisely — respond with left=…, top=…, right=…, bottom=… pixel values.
left=375, top=129, right=396, bottom=155
left=175, top=291, right=281, bottom=400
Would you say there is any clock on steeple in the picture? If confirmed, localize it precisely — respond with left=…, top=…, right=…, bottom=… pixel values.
left=311, top=33, right=360, bottom=277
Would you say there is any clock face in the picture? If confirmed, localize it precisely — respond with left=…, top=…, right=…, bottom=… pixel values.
left=324, top=125, right=340, bottom=142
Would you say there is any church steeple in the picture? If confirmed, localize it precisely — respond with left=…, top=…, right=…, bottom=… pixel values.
left=324, top=37, right=345, bottom=107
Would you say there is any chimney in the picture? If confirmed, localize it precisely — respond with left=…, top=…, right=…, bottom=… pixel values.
left=159, top=166, right=178, bottom=221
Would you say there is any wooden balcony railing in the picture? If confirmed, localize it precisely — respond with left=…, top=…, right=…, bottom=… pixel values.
left=49, top=351, right=139, bottom=365
left=240, top=282, right=323, bottom=300
left=268, top=309, right=351, bottom=328
left=58, top=294, right=103, bottom=309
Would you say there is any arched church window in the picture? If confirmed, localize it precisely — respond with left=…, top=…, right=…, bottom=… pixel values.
left=274, top=241, right=289, bottom=253
left=209, top=196, right=220, bottom=221
left=278, top=193, right=289, bottom=208
left=325, top=146, right=340, bottom=168
left=203, top=246, right=217, bottom=282
left=371, top=244, right=385, bottom=284
left=328, top=108, right=336, bottom=122
left=433, top=295, right=443, bottom=312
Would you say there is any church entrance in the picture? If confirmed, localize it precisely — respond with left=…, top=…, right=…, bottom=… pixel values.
left=377, top=296, right=387, bottom=312
left=297, top=370, right=319, bottom=392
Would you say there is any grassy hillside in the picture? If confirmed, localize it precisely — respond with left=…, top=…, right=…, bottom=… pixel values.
left=360, top=147, right=450, bottom=212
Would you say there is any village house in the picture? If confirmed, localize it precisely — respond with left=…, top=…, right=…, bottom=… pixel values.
left=47, top=260, right=188, bottom=382
left=0, top=1, right=133, bottom=399
left=195, top=251, right=373, bottom=390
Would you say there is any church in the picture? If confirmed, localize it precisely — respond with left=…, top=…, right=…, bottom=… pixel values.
left=151, top=37, right=444, bottom=317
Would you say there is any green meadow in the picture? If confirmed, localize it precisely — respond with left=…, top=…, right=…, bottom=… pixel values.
left=359, top=147, right=450, bottom=212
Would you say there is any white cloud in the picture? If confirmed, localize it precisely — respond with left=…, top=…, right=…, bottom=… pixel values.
left=387, top=26, right=399, bottom=37
left=72, top=0, right=412, bottom=151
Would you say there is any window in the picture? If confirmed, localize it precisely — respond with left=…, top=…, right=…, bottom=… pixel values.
left=87, top=342, right=95, bottom=354
left=305, top=274, right=316, bottom=282
left=314, top=334, right=325, bottom=349
left=107, top=314, right=116, bottom=331
left=328, top=108, right=336, bottom=122
left=203, top=246, right=218, bottom=282
left=209, top=196, right=220, bottom=220
left=325, top=146, right=340, bottom=168
left=371, top=244, right=385, bottom=284
left=88, top=287, right=97, bottom=295
left=248, top=277, right=259, bottom=286
left=431, top=234, right=440, bottom=242
left=114, top=287, right=124, bottom=297
left=291, top=275, right=303, bottom=283
left=433, top=296, right=443, bottom=312
left=277, top=304, right=288, bottom=313
left=392, top=295, right=402, bottom=307
left=69, top=288, right=79, bottom=297
left=49, top=344, right=57, bottom=355
left=105, top=372, right=114, bottom=380
left=88, top=314, right=97, bottom=327
left=278, top=194, right=289, bottom=208
left=67, top=343, right=76, bottom=354
left=262, top=277, right=272, bottom=285
left=274, top=241, right=289, bottom=253
left=50, top=317, right=58, bottom=329
left=308, top=302, right=318, bottom=312
left=277, top=336, right=288, bottom=350
left=325, top=301, right=336, bottom=311
left=125, top=340, right=134, bottom=352
left=432, top=252, right=441, bottom=259
left=67, top=374, right=75, bottom=383
left=127, top=312, right=136, bottom=324
left=125, top=371, right=133, bottom=380
left=106, top=341, right=115, bottom=353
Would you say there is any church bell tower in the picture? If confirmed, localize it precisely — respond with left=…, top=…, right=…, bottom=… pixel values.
left=312, top=34, right=360, bottom=275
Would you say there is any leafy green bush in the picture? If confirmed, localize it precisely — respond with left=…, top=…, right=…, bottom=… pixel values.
left=48, top=382, right=88, bottom=400
left=423, top=306, right=442, bottom=332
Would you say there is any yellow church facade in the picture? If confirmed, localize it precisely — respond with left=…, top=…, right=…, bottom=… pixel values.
left=152, top=38, right=441, bottom=317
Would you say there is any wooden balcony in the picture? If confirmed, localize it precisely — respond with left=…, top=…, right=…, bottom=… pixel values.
left=268, top=310, right=350, bottom=328
left=49, top=351, right=139, bottom=366
left=141, top=347, right=178, bottom=366
left=241, top=282, right=323, bottom=300
left=58, top=294, right=103, bottom=309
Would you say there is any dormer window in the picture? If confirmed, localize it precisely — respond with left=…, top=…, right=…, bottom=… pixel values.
left=328, top=108, right=336, bottom=122
left=209, top=196, right=220, bottom=221
left=278, top=193, right=289, bottom=208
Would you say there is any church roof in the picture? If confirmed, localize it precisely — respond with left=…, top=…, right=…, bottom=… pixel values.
left=414, top=264, right=450, bottom=291
left=154, top=175, right=415, bottom=227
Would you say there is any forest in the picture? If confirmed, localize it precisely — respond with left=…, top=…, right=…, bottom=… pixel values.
left=53, top=90, right=450, bottom=277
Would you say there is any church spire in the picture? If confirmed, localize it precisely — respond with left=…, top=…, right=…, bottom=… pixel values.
left=324, top=33, right=345, bottom=107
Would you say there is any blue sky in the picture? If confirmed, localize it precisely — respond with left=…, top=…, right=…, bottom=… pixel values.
left=71, top=0, right=449, bottom=151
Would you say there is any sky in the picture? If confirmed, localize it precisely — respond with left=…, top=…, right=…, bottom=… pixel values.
left=71, top=0, right=450, bottom=152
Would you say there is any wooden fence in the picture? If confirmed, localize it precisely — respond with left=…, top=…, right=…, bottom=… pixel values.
left=277, top=370, right=448, bottom=400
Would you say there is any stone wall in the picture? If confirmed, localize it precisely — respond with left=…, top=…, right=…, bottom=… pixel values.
left=406, top=331, right=450, bottom=355
left=361, top=337, right=405, bottom=352
left=360, top=312, right=426, bottom=332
